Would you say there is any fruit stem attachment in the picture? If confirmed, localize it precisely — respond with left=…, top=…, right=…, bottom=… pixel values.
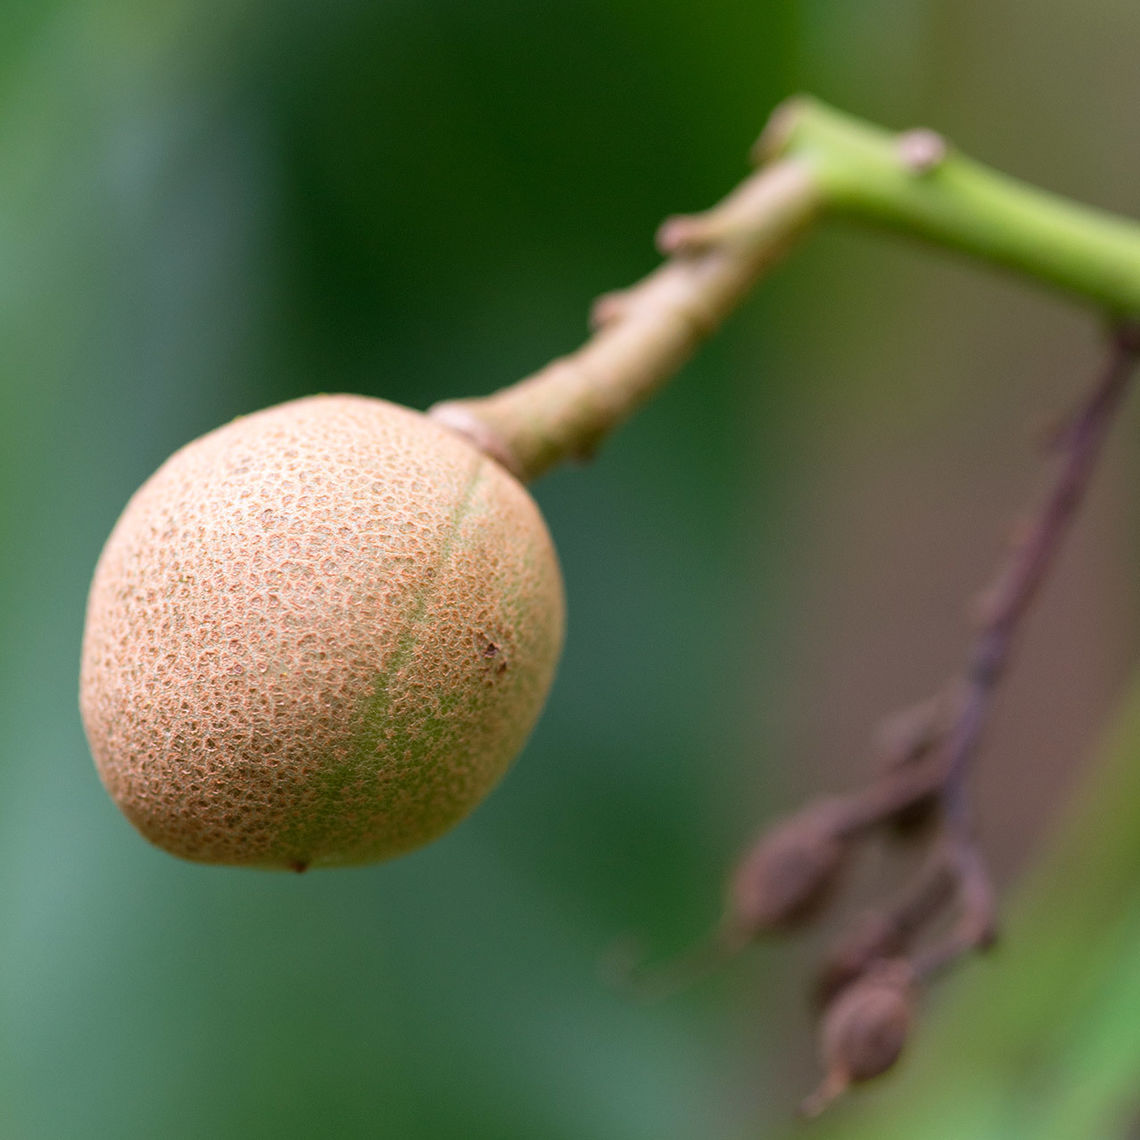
left=431, top=97, right=1140, bottom=482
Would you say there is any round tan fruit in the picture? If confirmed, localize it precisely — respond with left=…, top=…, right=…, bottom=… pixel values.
left=79, top=394, right=565, bottom=868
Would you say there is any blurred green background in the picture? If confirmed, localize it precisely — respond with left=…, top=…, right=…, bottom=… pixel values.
left=5, top=1, right=1140, bottom=1137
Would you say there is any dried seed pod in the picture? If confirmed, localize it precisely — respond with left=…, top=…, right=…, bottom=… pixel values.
left=725, top=806, right=849, bottom=938
left=819, top=960, right=914, bottom=1085
left=80, top=394, right=565, bottom=869
left=802, top=959, right=915, bottom=1116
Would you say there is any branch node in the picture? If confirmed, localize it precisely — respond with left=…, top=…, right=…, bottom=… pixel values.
left=897, top=128, right=948, bottom=174
left=656, top=203, right=761, bottom=255
left=589, top=289, right=632, bottom=330
left=751, top=94, right=809, bottom=165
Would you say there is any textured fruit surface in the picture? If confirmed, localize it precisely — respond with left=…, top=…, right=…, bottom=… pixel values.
left=80, top=394, right=565, bottom=868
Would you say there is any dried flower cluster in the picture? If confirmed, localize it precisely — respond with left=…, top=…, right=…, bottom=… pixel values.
left=625, top=324, right=1140, bottom=1113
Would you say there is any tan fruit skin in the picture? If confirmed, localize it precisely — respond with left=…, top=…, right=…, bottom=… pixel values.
left=79, top=394, right=565, bottom=868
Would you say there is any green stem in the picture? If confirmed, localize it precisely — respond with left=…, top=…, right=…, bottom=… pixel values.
left=767, top=97, right=1140, bottom=317
left=431, top=97, right=1140, bottom=481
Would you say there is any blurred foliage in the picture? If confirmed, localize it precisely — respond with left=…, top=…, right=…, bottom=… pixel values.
left=4, top=0, right=1140, bottom=1137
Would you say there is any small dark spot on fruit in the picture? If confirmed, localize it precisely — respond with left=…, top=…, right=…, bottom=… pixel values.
left=482, top=641, right=499, bottom=658
left=290, top=860, right=309, bottom=873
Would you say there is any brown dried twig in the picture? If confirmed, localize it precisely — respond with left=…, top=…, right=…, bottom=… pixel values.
left=621, top=323, right=1140, bottom=1114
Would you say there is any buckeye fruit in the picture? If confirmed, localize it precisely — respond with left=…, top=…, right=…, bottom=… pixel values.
left=79, top=394, right=565, bottom=869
